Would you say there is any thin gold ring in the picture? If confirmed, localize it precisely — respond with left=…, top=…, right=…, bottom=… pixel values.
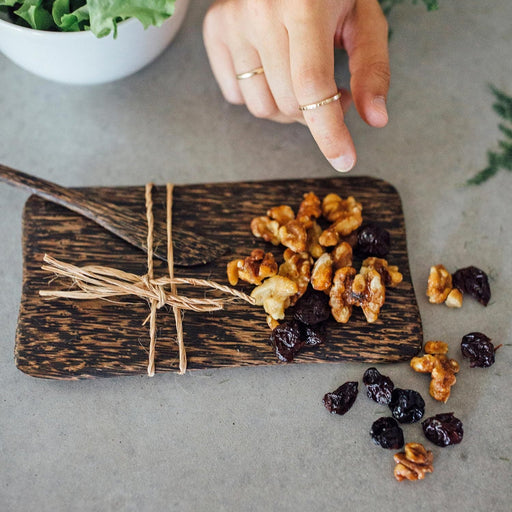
left=236, top=66, right=265, bottom=80
left=299, top=91, right=342, bottom=111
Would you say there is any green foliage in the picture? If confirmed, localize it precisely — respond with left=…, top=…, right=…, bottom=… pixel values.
left=378, top=0, right=439, bottom=17
left=466, top=86, right=512, bottom=185
left=0, top=0, right=175, bottom=37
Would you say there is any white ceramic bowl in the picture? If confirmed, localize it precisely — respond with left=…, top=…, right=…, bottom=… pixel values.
left=0, top=0, right=189, bottom=85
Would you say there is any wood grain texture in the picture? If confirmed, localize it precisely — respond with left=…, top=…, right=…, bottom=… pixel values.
left=0, top=163, right=227, bottom=265
left=15, top=177, right=423, bottom=380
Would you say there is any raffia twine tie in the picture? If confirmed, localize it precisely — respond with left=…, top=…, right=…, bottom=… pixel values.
left=40, top=183, right=255, bottom=376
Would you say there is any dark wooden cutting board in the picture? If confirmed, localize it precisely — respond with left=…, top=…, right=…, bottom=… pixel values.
left=15, top=177, right=423, bottom=379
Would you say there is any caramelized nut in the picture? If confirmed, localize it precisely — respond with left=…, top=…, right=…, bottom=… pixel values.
left=427, top=264, right=453, bottom=304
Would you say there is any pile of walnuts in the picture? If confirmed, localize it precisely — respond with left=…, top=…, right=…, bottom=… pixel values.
left=227, top=191, right=403, bottom=332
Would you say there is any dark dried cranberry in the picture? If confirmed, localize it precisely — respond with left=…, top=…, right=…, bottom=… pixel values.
left=363, top=367, right=395, bottom=405
left=323, top=381, right=358, bottom=415
left=302, top=321, right=327, bottom=346
left=389, top=388, right=425, bottom=424
left=269, top=320, right=305, bottom=362
left=293, top=289, right=331, bottom=325
left=452, top=266, right=491, bottom=306
left=461, top=332, right=497, bottom=368
left=422, top=413, right=463, bottom=447
left=370, top=417, right=404, bottom=449
left=354, top=223, right=391, bottom=258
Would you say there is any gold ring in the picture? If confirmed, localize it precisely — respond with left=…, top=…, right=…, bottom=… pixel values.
left=236, top=66, right=264, bottom=80
left=299, top=91, right=342, bottom=111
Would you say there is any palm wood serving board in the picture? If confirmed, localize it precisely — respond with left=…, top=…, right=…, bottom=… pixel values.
left=15, top=177, right=423, bottom=379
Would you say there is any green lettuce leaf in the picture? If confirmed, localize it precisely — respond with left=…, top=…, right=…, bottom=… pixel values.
left=87, top=0, right=175, bottom=38
left=52, top=0, right=89, bottom=32
left=13, top=0, right=54, bottom=30
left=0, top=0, right=175, bottom=36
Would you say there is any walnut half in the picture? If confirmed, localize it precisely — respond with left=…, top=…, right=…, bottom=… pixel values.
left=394, top=443, right=434, bottom=481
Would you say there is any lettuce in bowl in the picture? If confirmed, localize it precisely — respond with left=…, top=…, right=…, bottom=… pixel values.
left=0, top=0, right=176, bottom=37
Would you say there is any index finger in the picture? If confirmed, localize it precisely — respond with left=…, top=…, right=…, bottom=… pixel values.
left=287, top=11, right=356, bottom=173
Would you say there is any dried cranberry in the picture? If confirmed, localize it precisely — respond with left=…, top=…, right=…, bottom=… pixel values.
left=293, top=289, right=331, bottom=325
left=422, top=413, right=463, bottom=447
left=269, top=320, right=305, bottom=362
left=370, top=417, right=404, bottom=449
left=389, top=388, right=425, bottom=424
left=354, top=223, right=391, bottom=258
left=323, top=381, right=358, bottom=415
left=461, top=332, right=497, bottom=368
left=452, top=266, right=491, bottom=306
left=363, top=367, right=395, bottom=405
left=302, top=321, right=327, bottom=346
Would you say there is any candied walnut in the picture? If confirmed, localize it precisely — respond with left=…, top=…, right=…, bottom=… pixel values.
left=311, top=252, right=333, bottom=291
left=426, top=264, right=452, bottom=304
left=351, top=268, right=386, bottom=323
left=278, top=249, right=312, bottom=304
left=411, top=349, right=460, bottom=403
left=424, top=341, right=449, bottom=355
left=250, top=216, right=280, bottom=245
left=267, top=315, right=280, bottom=330
left=226, top=249, right=278, bottom=286
left=430, top=356, right=460, bottom=402
left=296, top=191, right=321, bottom=228
left=278, top=220, right=308, bottom=253
left=319, top=195, right=363, bottom=246
left=393, top=443, right=433, bottom=482
left=331, top=241, right=353, bottom=269
left=306, top=221, right=325, bottom=259
left=329, top=266, right=357, bottom=323
left=251, top=275, right=298, bottom=320
left=445, top=288, right=463, bottom=308
left=267, top=205, right=295, bottom=225
left=361, top=257, right=402, bottom=287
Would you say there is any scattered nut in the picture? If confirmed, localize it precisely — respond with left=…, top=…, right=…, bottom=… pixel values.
left=250, top=216, right=281, bottom=245
left=267, top=205, right=295, bottom=225
left=305, top=221, right=325, bottom=259
left=351, top=267, right=386, bottom=323
left=331, top=241, right=353, bottom=269
left=424, top=341, right=449, bottom=355
left=427, top=264, right=453, bottom=304
left=278, top=220, right=308, bottom=253
left=319, top=194, right=363, bottom=246
left=296, top=191, right=322, bottom=228
left=361, top=257, right=402, bottom=287
left=226, top=249, right=278, bottom=286
left=278, top=249, right=312, bottom=304
left=251, top=275, right=298, bottom=321
left=411, top=343, right=460, bottom=402
left=311, top=252, right=333, bottom=291
left=329, top=266, right=357, bottom=323
left=445, top=288, right=463, bottom=308
left=393, top=442, right=434, bottom=481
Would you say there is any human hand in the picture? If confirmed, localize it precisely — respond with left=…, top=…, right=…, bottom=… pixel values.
left=203, top=0, right=390, bottom=173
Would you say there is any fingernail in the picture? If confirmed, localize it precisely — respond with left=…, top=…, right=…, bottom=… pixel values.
left=328, top=154, right=355, bottom=173
left=371, top=96, right=388, bottom=124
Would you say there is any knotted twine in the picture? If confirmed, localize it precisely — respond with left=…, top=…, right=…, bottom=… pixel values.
left=40, top=183, right=255, bottom=376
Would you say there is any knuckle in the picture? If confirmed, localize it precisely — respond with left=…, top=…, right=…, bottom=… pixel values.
left=276, top=97, right=300, bottom=118
left=294, top=66, right=333, bottom=98
left=371, top=60, right=391, bottom=86
left=247, top=99, right=279, bottom=119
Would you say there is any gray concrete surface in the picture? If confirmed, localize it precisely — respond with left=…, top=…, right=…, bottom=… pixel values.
left=1, top=1, right=511, bottom=511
